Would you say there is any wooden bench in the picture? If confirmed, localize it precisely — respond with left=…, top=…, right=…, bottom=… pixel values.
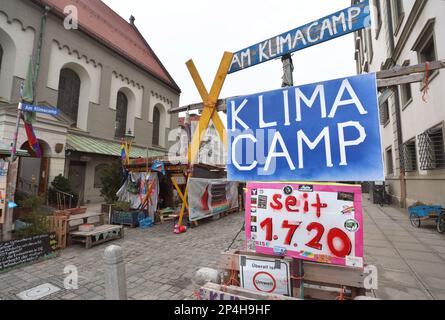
left=68, top=225, right=124, bottom=249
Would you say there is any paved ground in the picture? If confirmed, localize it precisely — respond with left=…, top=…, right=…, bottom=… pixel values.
left=0, top=196, right=444, bottom=300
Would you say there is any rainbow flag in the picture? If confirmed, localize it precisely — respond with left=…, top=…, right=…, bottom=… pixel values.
left=120, top=141, right=127, bottom=162
left=21, top=113, right=42, bottom=157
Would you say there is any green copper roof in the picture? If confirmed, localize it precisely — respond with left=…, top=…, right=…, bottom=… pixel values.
left=66, top=134, right=165, bottom=159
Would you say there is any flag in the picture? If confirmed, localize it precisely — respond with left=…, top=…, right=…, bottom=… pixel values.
left=21, top=113, right=42, bottom=158
left=120, top=140, right=127, bottom=163
left=22, top=57, right=34, bottom=104
left=151, top=160, right=166, bottom=175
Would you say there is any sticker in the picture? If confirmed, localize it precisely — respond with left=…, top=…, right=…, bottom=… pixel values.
left=341, top=205, right=355, bottom=215
left=346, top=256, right=364, bottom=268
left=258, top=195, right=268, bottom=209
left=298, top=185, right=313, bottom=192
left=338, top=192, right=354, bottom=202
left=283, top=186, right=293, bottom=195
left=251, top=198, right=257, bottom=205
left=251, top=226, right=257, bottom=233
left=251, top=216, right=257, bottom=223
left=251, top=189, right=258, bottom=196
left=344, top=219, right=360, bottom=232
left=251, top=208, right=257, bottom=214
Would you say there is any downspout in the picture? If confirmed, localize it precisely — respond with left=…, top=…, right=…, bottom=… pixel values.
left=385, top=1, right=406, bottom=208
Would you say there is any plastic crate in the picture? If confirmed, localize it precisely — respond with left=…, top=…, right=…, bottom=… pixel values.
left=408, top=205, right=443, bottom=218
left=111, top=210, right=144, bottom=226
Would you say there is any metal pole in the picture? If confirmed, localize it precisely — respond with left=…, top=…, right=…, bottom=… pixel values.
left=281, top=54, right=294, bottom=87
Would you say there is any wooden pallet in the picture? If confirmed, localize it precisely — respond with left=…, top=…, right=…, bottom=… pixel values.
left=47, top=215, right=68, bottom=249
left=220, top=250, right=368, bottom=300
left=68, top=225, right=124, bottom=249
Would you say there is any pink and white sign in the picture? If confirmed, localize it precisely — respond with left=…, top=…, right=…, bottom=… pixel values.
left=246, top=182, right=364, bottom=268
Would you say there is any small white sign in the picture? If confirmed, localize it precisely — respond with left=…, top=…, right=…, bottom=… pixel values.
left=239, top=256, right=292, bottom=296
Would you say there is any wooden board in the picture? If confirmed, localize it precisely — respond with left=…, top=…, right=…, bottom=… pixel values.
left=220, top=250, right=367, bottom=300
left=199, top=282, right=300, bottom=300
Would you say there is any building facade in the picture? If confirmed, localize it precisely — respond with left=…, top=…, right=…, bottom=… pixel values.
left=0, top=0, right=180, bottom=203
left=354, top=0, right=445, bottom=207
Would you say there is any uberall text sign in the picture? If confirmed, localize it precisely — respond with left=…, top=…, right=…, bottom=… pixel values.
left=226, top=73, right=383, bottom=182
left=228, top=0, right=370, bottom=73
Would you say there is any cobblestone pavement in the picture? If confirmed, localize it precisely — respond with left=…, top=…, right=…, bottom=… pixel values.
left=1, top=196, right=445, bottom=300
left=0, top=212, right=245, bottom=300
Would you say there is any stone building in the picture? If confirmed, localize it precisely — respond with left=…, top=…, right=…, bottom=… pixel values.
left=353, top=0, right=444, bottom=207
left=0, top=0, right=180, bottom=203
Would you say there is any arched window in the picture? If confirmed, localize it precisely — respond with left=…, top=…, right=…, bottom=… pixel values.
left=0, top=44, right=3, bottom=75
left=152, top=106, right=161, bottom=146
left=94, top=164, right=109, bottom=188
left=115, top=91, right=128, bottom=138
left=57, top=68, right=80, bottom=126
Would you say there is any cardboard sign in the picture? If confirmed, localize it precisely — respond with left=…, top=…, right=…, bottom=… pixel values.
left=227, top=73, right=382, bottom=182
left=246, top=182, right=364, bottom=268
left=240, top=255, right=292, bottom=296
left=228, top=0, right=370, bottom=73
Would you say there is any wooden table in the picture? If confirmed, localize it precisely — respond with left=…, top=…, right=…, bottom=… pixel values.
left=68, top=225, right=124, bottom=249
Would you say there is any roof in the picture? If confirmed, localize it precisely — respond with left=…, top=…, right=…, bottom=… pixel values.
left=36, top=0, right=180, bottom=93
left=66, top=134, right=165, bottom=158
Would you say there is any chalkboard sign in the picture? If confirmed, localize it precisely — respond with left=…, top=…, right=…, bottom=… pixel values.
left=0, top=233, right=58, bottom=272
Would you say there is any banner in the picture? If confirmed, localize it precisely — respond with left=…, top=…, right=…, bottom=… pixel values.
left=246, top=182, right=364, bottom=268
left=188, top=178, right=238, bottom=222
left=227, top=73, right=383, bottom=182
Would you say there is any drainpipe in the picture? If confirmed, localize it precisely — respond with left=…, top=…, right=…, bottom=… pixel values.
left=385, top=1, right=406, bottom=208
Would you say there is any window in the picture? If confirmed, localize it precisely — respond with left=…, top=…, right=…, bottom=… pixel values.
left=94, top=164, right=109, bottom=188
left=413, top=19, right=437, bottom=63
left=392, top=0, right=404, bottom=34
left=418, top=125, right=445, bottom=170
left=115, top=91, right=128, bottom=138
left=400, top=61, right=412, bottom=108
left=152, top=106, right=160, bottom=146
left=0, top=45, right=3, bottom=75
left=401, top=139, right=417, bottom=172
left=386, top=148, right=394, bottom=175
left=379, top=100, right=390, bottom=126
left=374, top=0, right=382, bottom=39
left=57, top=68, right=80, bottom=127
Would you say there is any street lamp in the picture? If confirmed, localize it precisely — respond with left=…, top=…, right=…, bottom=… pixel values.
left=124, top=129, right=135, bottom=145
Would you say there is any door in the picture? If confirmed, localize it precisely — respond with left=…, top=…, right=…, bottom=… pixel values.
left=68, top=161, right=86, bottom=205
left=38, top=158, right=50, bottom=195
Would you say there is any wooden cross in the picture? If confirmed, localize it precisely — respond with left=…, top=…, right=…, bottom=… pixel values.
left=176, top=52, right=234, bottom=227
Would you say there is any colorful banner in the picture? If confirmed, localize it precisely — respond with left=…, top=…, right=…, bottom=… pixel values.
left=227, top=73, right=382, bottom=182
left=188, top=178, right=238, bottom=222
left=246, top=182, right=364, bottom=268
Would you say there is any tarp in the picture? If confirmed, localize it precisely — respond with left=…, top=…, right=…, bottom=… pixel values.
left=188, top=178, right=238, bottom=222
left=117, top=171, right=159, bottom=220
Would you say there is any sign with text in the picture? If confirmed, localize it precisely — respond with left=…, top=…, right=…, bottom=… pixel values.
left=246, top=182, right=364, bottom=268
left=0, top=234, right=58, bottom=272
left=228, top=0, right=370, bottom=73
left=240, top=255, right=292, bottom=296
left=19, top=103, right=60, bottom=116
left=227, top=73, right=382, bottom=182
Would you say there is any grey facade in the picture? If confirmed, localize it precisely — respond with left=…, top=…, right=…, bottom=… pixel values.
left=0, top=0, right=180, bottom=203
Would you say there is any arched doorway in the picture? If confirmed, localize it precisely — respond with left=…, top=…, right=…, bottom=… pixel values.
left=18, top=140, right=50, bottom=196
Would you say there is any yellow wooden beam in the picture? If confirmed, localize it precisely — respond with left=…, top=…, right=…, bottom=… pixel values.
left=187, top=52, right=233, bottom=164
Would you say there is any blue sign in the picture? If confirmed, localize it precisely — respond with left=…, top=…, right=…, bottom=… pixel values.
left=228, top=0, right=371, bottom=73
left=227, top=73, right=383, bottom=182
left=19, top=103, right=60, bottom=116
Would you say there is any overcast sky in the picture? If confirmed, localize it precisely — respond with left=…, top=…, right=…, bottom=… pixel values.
left=103, top=0, right=356, bottom=109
